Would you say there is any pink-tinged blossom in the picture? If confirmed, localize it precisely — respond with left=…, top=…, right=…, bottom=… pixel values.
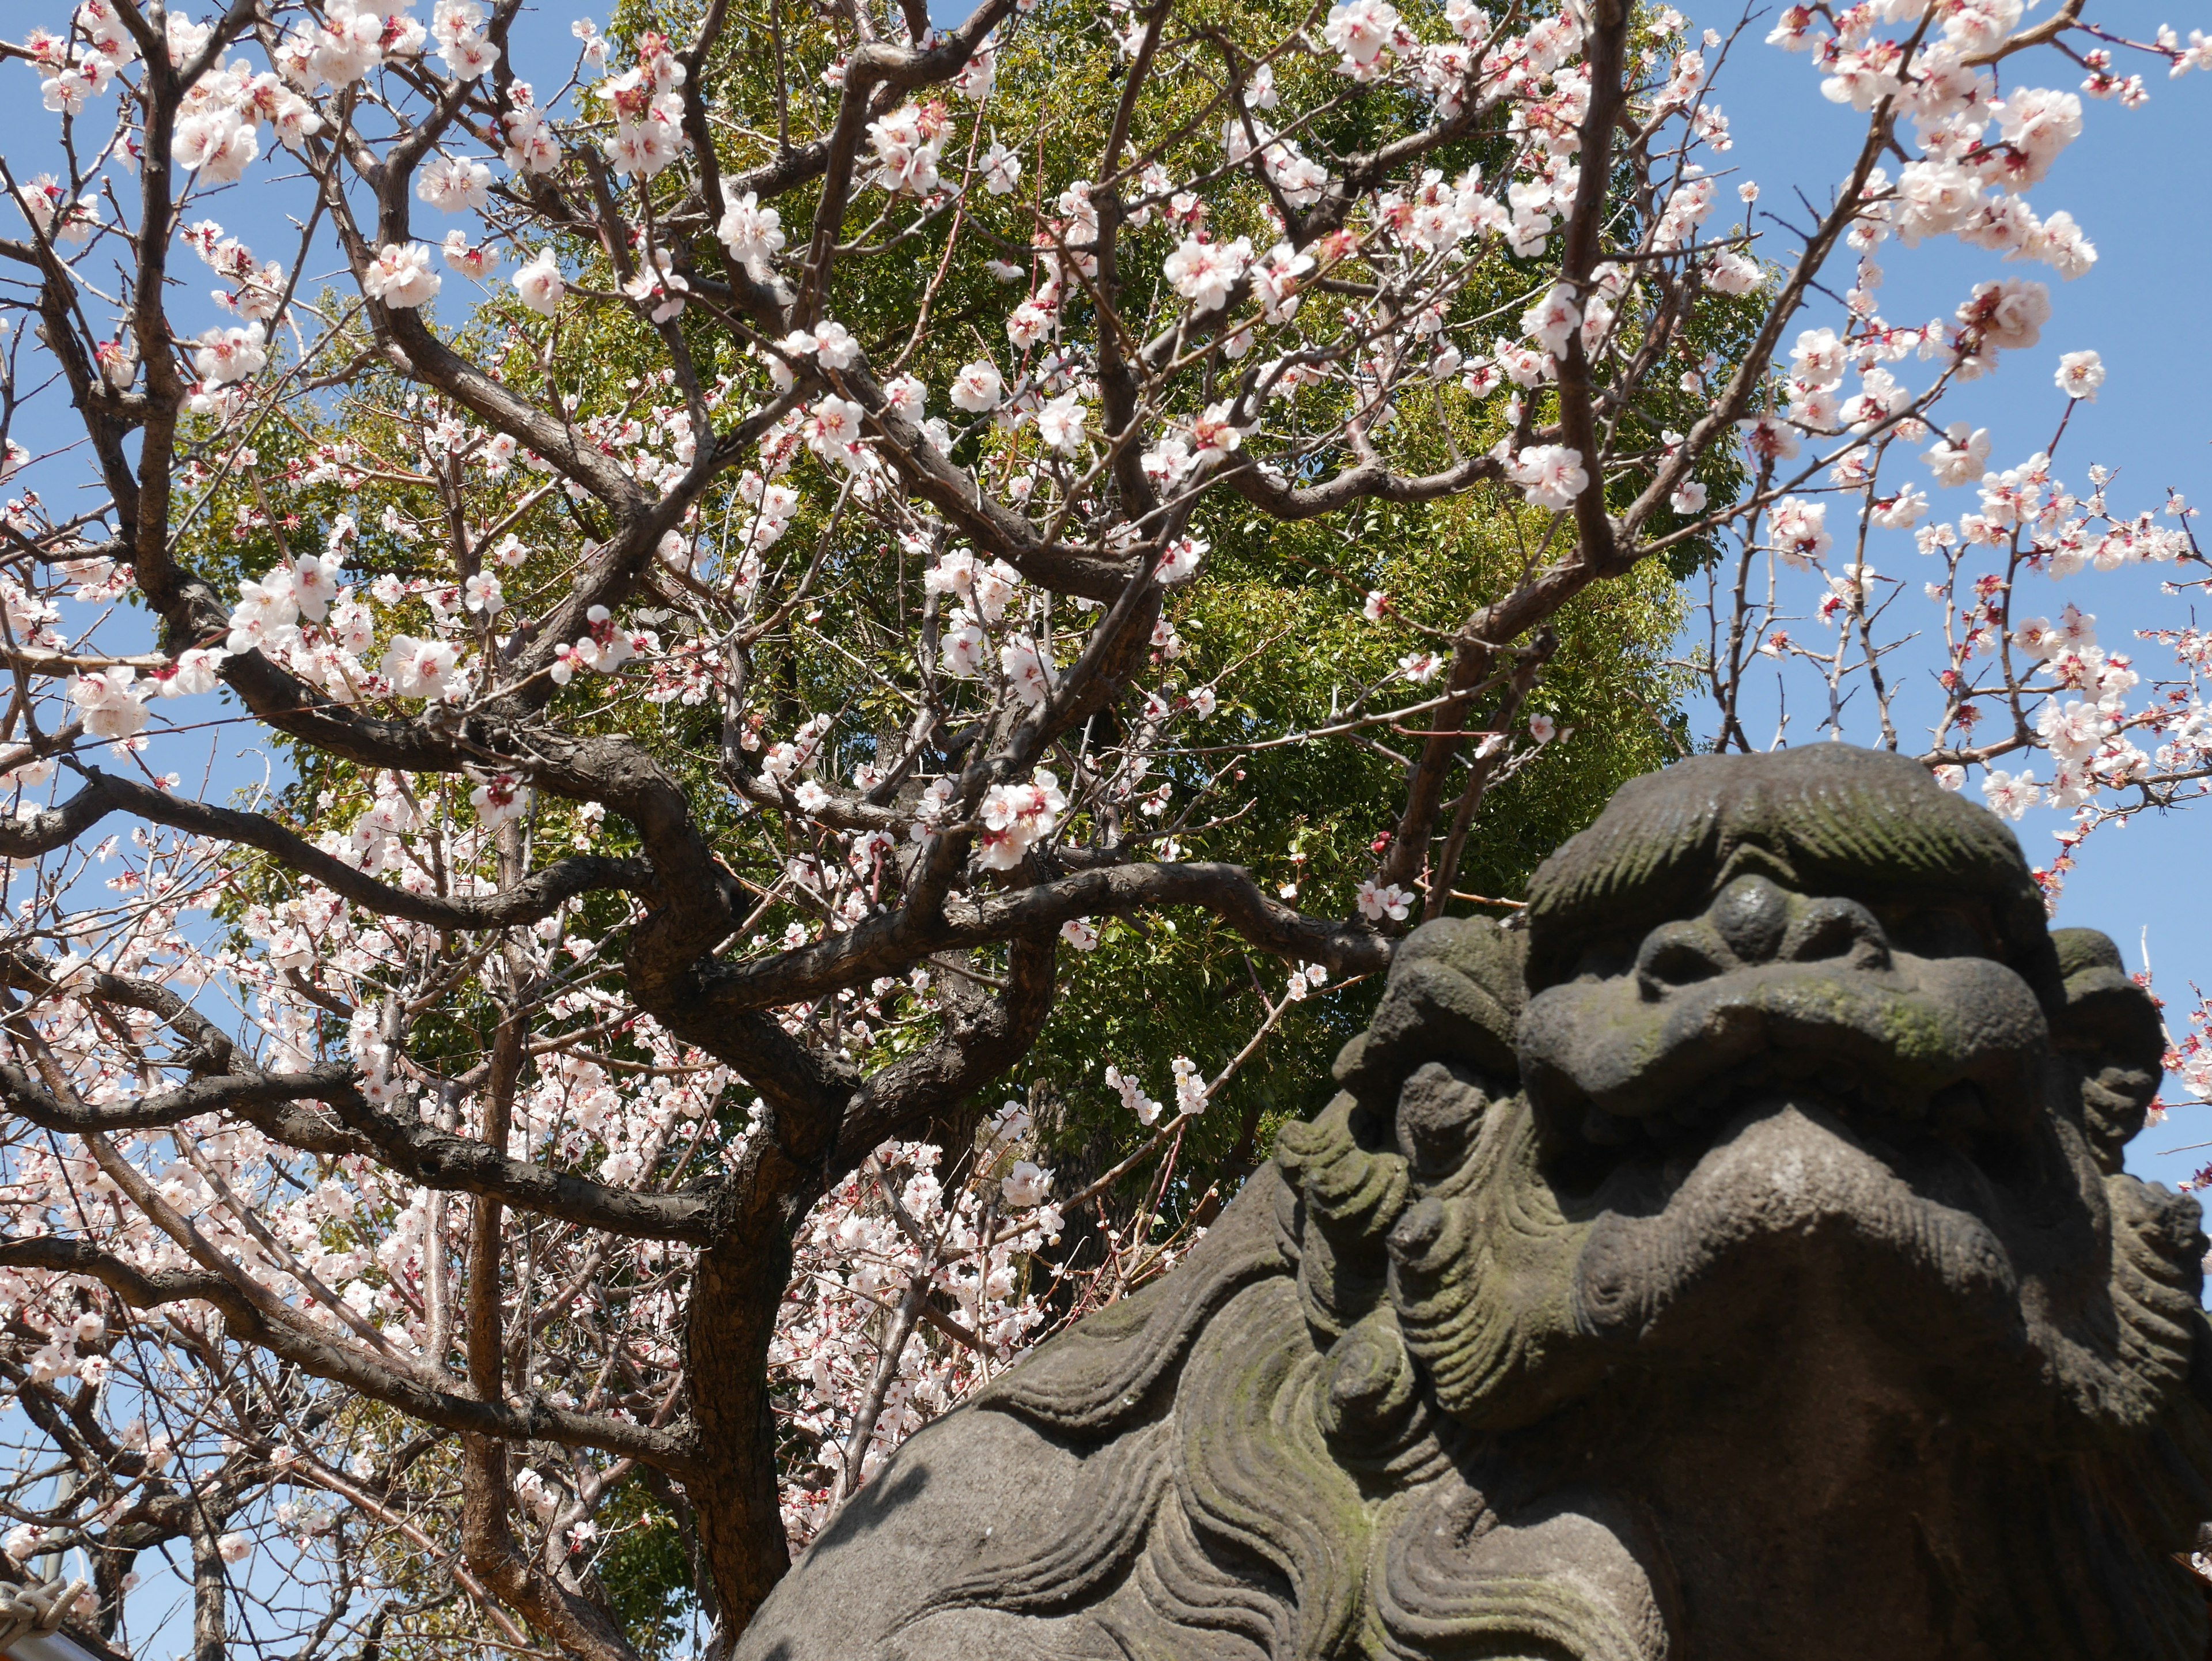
left=1869, top=484, right=1928, bottom=529
left=1956, top=277, right=2050, bottom=352
left=438, top=230, right=494, bottom=278
left=1157, top=536, right=1207, bottom=585
left=868, top=101, right=946, bottom=195
left=1995, top=87, right=2082, bottom=182
left=1706, top=251, right=1764, bottom=294
left=949, top=359, right=1003, bottom=413
left=501, top=100, right=562, bottom=174
left=1980, top=769, right=2040, bottom=820
left=953, top=47, right=995, bottom=100
left=416, top=155, right=491, bottom=213
left=382, top=635, right=461, bottom=698
left=1188, top=403, right=1245, bottom=467
left=938, top=618, right=987, bottom=679
left=1323, top=0, right=1405, bottom=77
left=175, top=111, right=259, bottom=183
left=1738, top=415, right=1800, bottom=464
left=471, top=772, right=529, bottom=827
left=979, top=142, right=1023, bottom=196
left=1060, top=917, right=1099, bottom=951
left=999, top=635, right=1054, bottom=706
left=1924, top=423, right=1993, bottom=486
left=1356, top=879, right=1412, bottom=922
left=976, top=769, right=1066, bottom=868
left=1005, top=300, right=1054, bottom=349
left=624, top=255, right=690, bottom=321
left=2055, top=349, right=2105, bottom=400
left=1521, top=285, right=1581, bottom=355
left=362, top=243, right=441, bottom=309
left=69, top=669, right=149, bottom=741
left=150, top=648, right=227, bottom=698
left=811, top=320, right=861, bottom=369
left=1509, top=444, right=1589, bottom=512
left=1162, top=236, right=1252, bottom=312
left=513, top=249, right=565, bottom=315
left=1768, top=497, right=1832, bottom=568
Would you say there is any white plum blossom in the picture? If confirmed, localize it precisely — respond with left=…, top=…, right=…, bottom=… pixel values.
left=980, top=142, right=1022, bottom=195
left=717, top=190, right=786, bottom=270
left=1171, top=1056, right=1208, bottom=1116
left=470, top=773, right=529, bottom=826
left=976, top=769, right=1066, bottom=869
left=382, top=635, right=461, bottom=698
left=1925, top=424, right=1994, bottom=486
left=1768, top=497, right=1833, bottom=567
left=1323, top=0, right=1406, bottom=77
left=193, top=323, right=268, bottom=386
left=513, top=249, right=565, bottom=315
left=416, top=154, right=491, bottom=212
left=1981, top=769, right=2040, bottom=820
left=1035, top=392, right=1090, bottom=453
left=362, top=243, right=441, bottom=309
left=2055, top=350, right=2105, bottom=400
left=1162, top=236, right=1252, bottom=312
left=1508, top=445, right=1589, bottom=512
left=950, top=359, right=1004, bottom=413
left=69, top=669, right=150, bottom=741
left=1105, top=1064, right=1163, bottom=1125
left=1356, top=879, right=1412, bottom=922
left=999, top=1161, right=1052, bottom=1206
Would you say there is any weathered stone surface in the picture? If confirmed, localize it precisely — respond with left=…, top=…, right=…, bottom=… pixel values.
left=738, top=746, right=2212, bottom=1660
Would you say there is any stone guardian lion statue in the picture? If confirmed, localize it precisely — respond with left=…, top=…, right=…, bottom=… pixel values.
left=738, top=746, right=2212, bottom=1660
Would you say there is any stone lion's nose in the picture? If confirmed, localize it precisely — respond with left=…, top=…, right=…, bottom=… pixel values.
left=1637, top=876, right=1895, bottom=997
left=1711, top=873, right=1790, bottom=963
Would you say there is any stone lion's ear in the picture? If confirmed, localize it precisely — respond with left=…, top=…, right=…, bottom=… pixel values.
left=1334, top=917, right=1526, bottom=1108
left=2050, top=927, right=2165, bottom=1168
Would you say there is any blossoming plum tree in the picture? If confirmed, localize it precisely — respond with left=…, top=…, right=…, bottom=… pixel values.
left=0, top=0, right=2205, bottom=1655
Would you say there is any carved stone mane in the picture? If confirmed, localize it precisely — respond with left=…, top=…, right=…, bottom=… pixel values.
left=738, top=747, right=2212, bottom=1660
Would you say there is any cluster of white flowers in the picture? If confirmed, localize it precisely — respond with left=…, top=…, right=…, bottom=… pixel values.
left=595, top=31, right=686, bottom=176
left=869, top=101, right=948, bottom=195
left=976, top=770, right=1067, bottom=870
